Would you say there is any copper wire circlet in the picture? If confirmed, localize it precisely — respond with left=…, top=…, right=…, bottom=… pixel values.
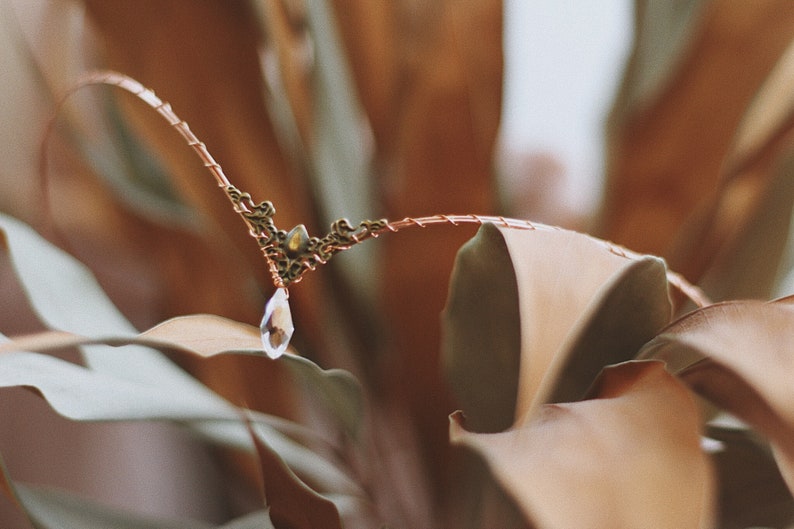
left=51, top=71, right=710, bottom=307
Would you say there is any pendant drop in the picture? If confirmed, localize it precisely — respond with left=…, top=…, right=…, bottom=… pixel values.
left=260, top=287, right=294, bottom=359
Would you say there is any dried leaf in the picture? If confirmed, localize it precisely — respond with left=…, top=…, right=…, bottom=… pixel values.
left=696, top=151, right=794, bottom=301
left=80, top=1, right=358, bottom=420
left=639, top=299, right=794, bottom=494
left=0, top=324, right=363, bottom=497
left=442, top=223, right=521, bottom=433
left=450, top=361, right=714, bottom=528
left=248, top=422, right=343, bottom=529
left=724, top=40, right=794, bottom=173
left=444, top=223, right=671, bottom=432
left=600, top=0, right=794, bottom=269
left=0, top=444, right=216, bottom=529
left=141, top=315, right=364, bottom=438
left=81, top=0, right=312, bottom=264
left=0, top=315, right=364, bottom=435
left=351, top=0, right=502, bottom=486
left=689, top=34, right=794, bottom=300
left=254, top=0, right=378, bottom=298
left=706, top=425, right=794, bottom=529
left=2, top=465, right=276, bottom=529
left=191, top=419, right=361, bottom=497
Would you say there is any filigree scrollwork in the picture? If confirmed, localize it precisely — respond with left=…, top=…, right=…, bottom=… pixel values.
left=225, top=185, right=285, bottom=247
left=271, top=217, right=389, bottom=285
left=225, top=182, right=389, bottom=285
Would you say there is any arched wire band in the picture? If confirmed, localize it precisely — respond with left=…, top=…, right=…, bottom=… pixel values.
left=375, top=215, right=711, bottom=308
left=57, top=70, right=711, bottom=308
left=45, top=70, right=284, bottom=288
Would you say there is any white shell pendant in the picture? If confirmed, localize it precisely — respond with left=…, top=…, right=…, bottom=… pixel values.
left=260, top=288, right=294, bottom=359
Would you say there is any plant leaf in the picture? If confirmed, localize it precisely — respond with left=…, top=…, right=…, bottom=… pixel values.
left=133, top=314, right=364, bottom=438
left=368, top=0, right=502, bottom=491
left=193, top=419, right=361, bottom=497
left=0, top=447, right=215, bottom=529
left=443, top=224, right=671, bottom=432
left=706, top=425, right=794, bottom=528
left=639, top=299, right=794, bottom=494
left=724, top=39, right=794, bottom=173
left=0, top=213, right=222, bottom=397
left=248, top=421, right=343, bottom=529
left=303, top=0, right=378, bottom=300
left=140, top=314, right=364, bottom=435
left=217, top=510, right=274, bottom=529
left=1, top=450, right=275, bottom=529
left=0, top=325, right=363, bottom=496
left=0, top=346, right=234, bottom=422
left=600, top=1, right=794, bottom=277
left=612, top=0, right=707, bottom=118
left=450, top=360, right=714, bottom=528
left=16, top=485, right=213, bottom=529
left=0, top=313, right=364, bottom=437
left=688, top=35, right=794, bottom=301
left=442, top=223, right=521, bottom=432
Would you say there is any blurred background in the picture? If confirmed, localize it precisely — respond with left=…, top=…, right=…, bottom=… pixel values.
left=499, top=0, right=632, bottom=223
left=2, top=0, right=794, bottom=526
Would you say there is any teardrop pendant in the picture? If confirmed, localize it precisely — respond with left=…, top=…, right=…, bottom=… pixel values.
left=260, top=288, right=294, bottom=359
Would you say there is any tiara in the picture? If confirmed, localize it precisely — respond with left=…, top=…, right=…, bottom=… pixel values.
left=49, top=71, right=709, bottom=359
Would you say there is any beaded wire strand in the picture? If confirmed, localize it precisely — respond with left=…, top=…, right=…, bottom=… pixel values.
left=46, top=70, right=712, bottom=310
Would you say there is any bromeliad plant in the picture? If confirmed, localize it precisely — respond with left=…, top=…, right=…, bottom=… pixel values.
left=1, top=71, right=794, bottom=529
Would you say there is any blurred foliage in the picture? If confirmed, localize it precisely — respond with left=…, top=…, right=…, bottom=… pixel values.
left=1, top=0, right=794, bottom=527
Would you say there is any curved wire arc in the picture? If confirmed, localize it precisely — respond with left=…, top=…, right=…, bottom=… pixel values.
left=56, top=70, right=711, bottom=307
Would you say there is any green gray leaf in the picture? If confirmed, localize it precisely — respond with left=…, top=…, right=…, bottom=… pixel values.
left=443, top=223, right=671, bottom=432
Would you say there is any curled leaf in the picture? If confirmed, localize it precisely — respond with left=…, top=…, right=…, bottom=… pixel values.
left=248, top=421, right=343, bottom=529
left=639, top=299, right=794, bottom=493
left=443, top=224, right=671, bottom=431
left=450, top=361, right=714, bottom=528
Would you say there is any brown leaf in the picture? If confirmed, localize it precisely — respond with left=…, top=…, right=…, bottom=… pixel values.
left=142, top=314, right=262, bottom=354
left=79, top=0, right=344, bottom=420
left=706, top=426, right=794, bottom=529
left=691, top=36, right=794, bottom=300
left=450, top=361, right=714, bottom=528
left=507, top=228, right=655, bottom=421
left=247, top=420, right=343, bottom=529
left=329, top=0, right=504, bottom=492
left=442, top=223, right=521, bottom=433
left=723, top=40, right=794, bottom=175
left=600, top=0, right=794, bottom=292
left=443, top=224, right=674, bottom=528
left=0, top=314, right=364, bottom=435
left=639, top=299, right=794, bottom=493
left=443, top=223, right=672, bottom=432
left=668, top=34, right=794, bottom=300
left=256, top=0, right=314, bottom=145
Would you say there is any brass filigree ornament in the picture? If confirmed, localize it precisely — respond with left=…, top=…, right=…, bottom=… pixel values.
left=225, top=185, right=388, bottom=287
left=51, top=71, right=712, bottom=358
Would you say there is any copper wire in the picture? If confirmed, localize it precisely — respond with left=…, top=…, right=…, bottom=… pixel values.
left=57, top=71, right=285, bottom=288
left=66, top=71, right=711, bottom=308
